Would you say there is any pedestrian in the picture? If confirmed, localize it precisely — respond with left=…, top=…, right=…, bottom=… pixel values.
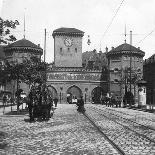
left=27, top=89, right=34, bottom=121
left=2, top=94, right=7, bottom=114
left=10, top=96, right=14, bottom=111
left=77, top=96, right=85, bottom=113
left=53, top=97, right=58, bottom=107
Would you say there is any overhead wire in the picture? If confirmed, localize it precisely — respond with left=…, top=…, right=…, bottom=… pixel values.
left=100, top=0, right=125, bottom=42
left=135, top=28, right=155, bottom=46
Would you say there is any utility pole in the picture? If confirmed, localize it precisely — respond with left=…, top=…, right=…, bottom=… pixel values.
left=44, top=28, right=47, bottom=83
left=44, top=28, right=46, bottom=63
left=129, top=30, right=132, bottom=106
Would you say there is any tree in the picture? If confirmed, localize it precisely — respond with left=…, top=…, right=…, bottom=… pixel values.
left=0, top=17, right=19, bottom=44
left=21, top=56, right=47, bottom=86
left=0, top=57, right=47, bottom=111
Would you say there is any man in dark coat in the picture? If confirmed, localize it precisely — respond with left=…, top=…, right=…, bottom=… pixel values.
left=77, top=96, right=85, bottom=113
left=53, top=97, right=58, bottom=107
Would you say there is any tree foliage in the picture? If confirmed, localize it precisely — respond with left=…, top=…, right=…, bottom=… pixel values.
left=0, top=56, right=48, bottom=88
left=0, top=17, right=19, bottom=44
left=22, top=56, right=47, bottom=85
left=0, top=56, right=48, bottom=86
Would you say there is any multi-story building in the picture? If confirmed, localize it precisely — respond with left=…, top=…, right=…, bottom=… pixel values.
left=2, top=38, right=43, bottom=96
left=143, top=54, right=155, bottom=105
left=46, top=27, right=108, bottom=103
left=106, top=42, right=145, bottom=104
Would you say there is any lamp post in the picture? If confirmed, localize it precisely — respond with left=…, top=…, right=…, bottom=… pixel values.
left=60, top=87, right=63, bottom=104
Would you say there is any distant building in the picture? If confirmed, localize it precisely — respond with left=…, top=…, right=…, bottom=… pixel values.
left=106, top=43, right=145, bottom=104
left=3, top=38, right=43, bottom=96
left=143, top=55, right=155, bottom=105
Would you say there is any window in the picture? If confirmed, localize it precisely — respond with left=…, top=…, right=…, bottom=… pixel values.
left=114, top=79, right=119, bottom=83
left=60, top=48, right=62, bottom=52
left=75, top=48, right=77, bottom=53
left=68, top=48, right=70, bottom=52
left=114, top=68, right=119, bottom=72
left=137, top=68, right=141, bottom=72
left=143, top=88, right=146, bottom=93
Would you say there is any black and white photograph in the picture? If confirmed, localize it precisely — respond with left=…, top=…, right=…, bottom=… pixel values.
left=0, top=0, right=155, bottom=154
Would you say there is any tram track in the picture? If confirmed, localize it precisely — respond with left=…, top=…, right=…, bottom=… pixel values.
left=84, top=105, right=155, bottom=155
left=104, top=106, right=155, bottom=124
left=83, top=112, right=126, bottom=155
left=91, top=106, right=155, bottom=143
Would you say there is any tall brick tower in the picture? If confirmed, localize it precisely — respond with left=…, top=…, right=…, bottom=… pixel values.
left=52, top=27, right=84, bottom=67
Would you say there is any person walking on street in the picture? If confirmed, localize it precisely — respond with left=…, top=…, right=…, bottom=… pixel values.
left=53, top=97, right=58, bottom=107
left=2, top=94, right=7, bottom=114
left=77, top=96, right=85, bottom=113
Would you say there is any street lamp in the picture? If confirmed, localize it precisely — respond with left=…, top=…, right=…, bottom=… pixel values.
left=60, top=87, right=63, bottom=104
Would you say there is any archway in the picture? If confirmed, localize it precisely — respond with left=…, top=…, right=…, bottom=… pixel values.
left=67, top=85, right=82, bottom=104
left=91, top=87, right=105, bottom=104
left=47, top=86, right=58, bottom=99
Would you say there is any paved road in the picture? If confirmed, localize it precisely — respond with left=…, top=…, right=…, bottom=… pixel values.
left=0, top=104, right=155, bottom=155
left=85, top=104, right=155, bottom=155
left=0, top=104, right=120, bottom=155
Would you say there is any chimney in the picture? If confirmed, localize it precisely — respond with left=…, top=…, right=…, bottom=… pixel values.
left=138, top=47, right=140, bottom=50
left=38, top=44, right=40, bottom=47
left=111, top=46, right=114, bottom=50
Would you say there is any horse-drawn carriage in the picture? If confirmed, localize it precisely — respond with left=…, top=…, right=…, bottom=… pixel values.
left=27, top=84, right=53, bottom=121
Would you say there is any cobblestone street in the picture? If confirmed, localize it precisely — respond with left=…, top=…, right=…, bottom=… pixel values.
left=0, top=104, right=119, bottom=155
left=0, top=104, right=155, bottom=155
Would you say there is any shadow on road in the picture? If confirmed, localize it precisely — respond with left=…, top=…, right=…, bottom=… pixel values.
left=0, top=131, right=8, bottom=149
left=4, top=109, right=28, bottom=115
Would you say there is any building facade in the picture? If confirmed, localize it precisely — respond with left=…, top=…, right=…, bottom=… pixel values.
left=106, top=43, right=145, bottom=104
left=3, top=38, right=43, bottom=96
left=46, top=27, right=108, bottom=103
left=143, top=55, right=155, bottom=105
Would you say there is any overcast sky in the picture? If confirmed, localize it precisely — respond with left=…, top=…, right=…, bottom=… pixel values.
left=1, top=0, right=155, bottom=62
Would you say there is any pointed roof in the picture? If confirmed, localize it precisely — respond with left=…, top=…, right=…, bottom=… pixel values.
left=52, top=27, right=84, bottom=37
left=4, top=38, right=43, bottom=53
left=5, top=38, right=42, bottom=49
left=107, top=43, right=145, bottom=57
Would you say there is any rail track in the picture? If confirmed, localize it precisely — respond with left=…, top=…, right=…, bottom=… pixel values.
left=83, top=105, right=155, bottom=155
left=104, top=106, right=155, bottom=123
left=90, top=105, right=155, bottom=143
left=83, top=112, right=126, bottom=155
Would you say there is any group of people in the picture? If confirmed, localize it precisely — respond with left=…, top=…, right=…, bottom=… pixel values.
left=99, top=93, right=121, bottom=108
left=27, top=84, right=58, bottom=121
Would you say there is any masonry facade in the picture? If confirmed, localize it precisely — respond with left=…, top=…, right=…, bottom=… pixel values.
left=46, top=28, right=108, bottom=103
left=106, top=43, right=145, bottom=104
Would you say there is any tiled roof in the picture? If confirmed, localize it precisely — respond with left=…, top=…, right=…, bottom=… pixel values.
left=53, top=27, right=84, bottom=33
left=5, top=38, right=42, bottom=50
left=53, top=27, right=84, bottom=37
left=82, top=50, right=107, bottom=70
left=107, top=43, right=145, bottom=57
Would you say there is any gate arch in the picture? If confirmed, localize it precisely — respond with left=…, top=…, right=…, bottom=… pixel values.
left=66, top=85, right=82, bottom=104
left=91, top=86, right=106, bottom=104
left=47, top=85, right=58, bottom=99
